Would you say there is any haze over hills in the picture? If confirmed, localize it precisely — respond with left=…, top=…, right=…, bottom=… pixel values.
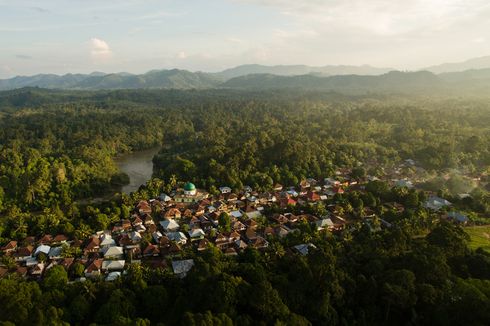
left=0, top=69, right=222, bottom=91
left=423, top=56, right=490, bottom=74
left=2, top=56, right=490, bottom=93
left=215, top=64, right=394, bottom=79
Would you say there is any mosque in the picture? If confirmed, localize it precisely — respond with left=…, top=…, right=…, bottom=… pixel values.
left=173, top=182, right=209, bottom=203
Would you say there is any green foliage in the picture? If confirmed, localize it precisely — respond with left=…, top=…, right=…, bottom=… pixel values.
left=0, top=88, right=489, bottom=325
left=43, top=265, right=68, bottom=290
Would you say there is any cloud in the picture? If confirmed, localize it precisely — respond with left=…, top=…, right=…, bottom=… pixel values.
left=228, top=0, right=490, bottom=68
left=1, top=65, right=13, bottom=78
left=177, top=51, right=188, bottom=59
left=16, top=54, right=32, bottom=60
left=90, top=38, right=112, bottom=61
left=232, top=0, right=490, bottom=36
left=30, top=7, right=50, bottom=13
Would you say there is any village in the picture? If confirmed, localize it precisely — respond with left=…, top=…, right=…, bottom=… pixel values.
left=0, top=159, right=484, bottom=282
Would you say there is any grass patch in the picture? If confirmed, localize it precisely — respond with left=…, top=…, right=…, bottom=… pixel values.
left=465, top=225, right=490, bottom=252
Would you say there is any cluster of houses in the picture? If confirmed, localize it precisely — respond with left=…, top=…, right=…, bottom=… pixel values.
left=0, top=164, right=473, bottom=281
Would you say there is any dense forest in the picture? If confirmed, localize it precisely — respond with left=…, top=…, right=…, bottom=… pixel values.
left=1, top=88, right=488, bottom=211
left=0, top=88, right=489, bottom=325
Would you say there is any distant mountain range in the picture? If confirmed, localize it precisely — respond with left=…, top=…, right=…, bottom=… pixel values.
left=215, top=64, right=394, bottom=79
left=0, top=69, right=222, bottom=91
left=2, top=56, right=490, bottom=94
left=423, top=55, right=490, bottom=74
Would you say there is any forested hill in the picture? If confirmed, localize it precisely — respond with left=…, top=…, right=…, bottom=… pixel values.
left=0, top=69, right=222, bottom=91
left=221, top=71, right=442, bottom=93
left=2, top=66, right=490, bottom=94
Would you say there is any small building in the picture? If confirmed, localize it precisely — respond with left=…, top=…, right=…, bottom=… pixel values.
left=102, top=260, right=125, bottom=271
left=447, top=211, right=469, bottom=224
left=425, top=196, right=451, bottom=211
left=160, top=219, right=180, bottom=232
left=172, top=259, right=195, bottom=278
left=293, top=243, right=317, bottom=256
left=103, top=246, right=124, bottom=260
left=219, top=186, right=232, bottom=194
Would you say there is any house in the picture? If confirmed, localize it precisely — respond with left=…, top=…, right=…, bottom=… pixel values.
left=235, top=239, right=248, bottom=251
left=52, top=234, right=68, bottom=245
left=164, top=242, right=182, bottom=257
left=121, top=219, right=132, bottom=230
left=219, top=186, right=232, bottom=194
left=85, top=259, right=103, bottom=277
left=34, top=245, right=51, bottom=257
left=172, top=259, right=194, bottom=278
left=197, top=238, right=211, bottom=251
left=100, top=234, right=116, bottom=249
left=280, top=197, right=297, bottom=207
left=15, top=266, right=28, bottom=278
left=38, top=234, right=53, bottom=245
left=164, top=208, right=182, bottom=219
left=315, top=218, right=335, bottom=231
left=188, top=228, right=205, bottom=241
left=106, top=271, right=121, bottom=282
left=132, top=216, right=143, bottom=226
left=129, top=231, right=143, bottom=243
left=271, top=214, right=289, bottom=225
left=102, top=260, right=125, bottom=271
left=293, top=243, right=317, bottom=256
left=59, top=258, right=74, bottom=271
left=143, top=244, right=160, bottom=257
left=159, top=193, right=172, bottom=202
left=284, top=213, right=298, bottom=224
left=306, top=191, right=321, bottom=202
left=250, top=236, right=269, bottom=249
left=135, top=224, right=147, bottom=233
left=1, top=241, right=17, bottom=254
left=159, top=236, right=171, bottom=249
left=245, top=228, right=258, bottom=242
left=299, top=180, right=311, bottom=193
left=228, top=231, right=241, bottom=242
left=0, top=267, right=8, bottom=279
left=14, top=246, right=33, bottom=261
left=152, top=231, right=163, bottom=243
left=48, top=246, right=63, bottom=260
left=244, top=219, right=258, bottom=230
left=103, top=246, right=124, bottom=260
left=425, top=196, right=451, bottom=211
left=447, top=211, right=469, bottom=224
left=405, top=159, right=416, bottom=166
left=160, top=219, right=180, bottom=232
left=84, top=236, right=100, bottom=254
left=395, top=179, right=414, bottom=189
left=224, top=248, right=238, bottom=256
left=167, top=232, right=187, bottom=245
left=273, top=183, right=283, bottom=191
left=118, top=234, right=136, bottom=248
left=137, top=200, right=152, bottom=215
left=245, top=209, right=262, bottom=219
left=274, top=226, right=290, bottom=238
left=232, top=220, right=246, bottom=231
left=215, top=233, right=229, bottom=249
left=30, top=263, right=45, bottom=277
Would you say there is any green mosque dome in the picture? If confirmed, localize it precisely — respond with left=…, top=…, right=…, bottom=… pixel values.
left=184, top=182, right=196, bottom=191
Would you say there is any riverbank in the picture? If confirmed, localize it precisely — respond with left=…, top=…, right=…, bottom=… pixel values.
left=115, top=147, right=161, bottom=194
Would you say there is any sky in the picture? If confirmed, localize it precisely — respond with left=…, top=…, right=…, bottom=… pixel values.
left=1, top=0, right=490, bottom=78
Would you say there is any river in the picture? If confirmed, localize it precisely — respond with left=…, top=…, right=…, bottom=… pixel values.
left=115, top=147, right=161, bottom=194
